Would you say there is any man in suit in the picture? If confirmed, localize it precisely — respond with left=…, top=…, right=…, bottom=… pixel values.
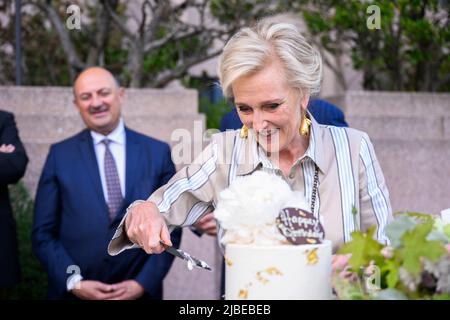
left=0, top=110, right=28, bottom=291
left=32, top=67, right=181, bottom=300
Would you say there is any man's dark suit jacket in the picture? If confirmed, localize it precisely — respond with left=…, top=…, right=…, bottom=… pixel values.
left=0, top=110, right=28, bottom=287
left=32, top=127, right=181, bottom=299
left=219, top=98, right=348, bottom=131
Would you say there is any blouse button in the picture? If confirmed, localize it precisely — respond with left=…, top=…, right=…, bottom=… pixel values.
left=289, top=173, right=295, bottom=179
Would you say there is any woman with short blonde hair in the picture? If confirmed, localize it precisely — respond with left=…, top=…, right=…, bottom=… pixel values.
left=110, top=17, right=392, bottom=257
left=219, top=19, right=322, bottom=98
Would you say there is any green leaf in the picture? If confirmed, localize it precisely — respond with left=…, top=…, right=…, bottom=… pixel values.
left=444, top=224, right=450, bottom=239
left=383, top=259, right=400, bottom=288
left=386, top=268, right=399, bottom=288
left=432, top=294, right=450, bottom=300
left=381, top=258, right=400, bottom=288
left=338, top=226, right=383, bottom=270
left=386, top=215, right=417, bottom=248
left=332, top=277, right=366, bottom=300
left=399, top=220, right=447, bottom=276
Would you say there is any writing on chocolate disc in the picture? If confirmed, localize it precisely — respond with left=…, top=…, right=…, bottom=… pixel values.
left=276, top=207, right=324, bottom=245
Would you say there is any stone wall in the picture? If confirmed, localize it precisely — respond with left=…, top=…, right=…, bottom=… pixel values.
left=326, top=91, right=450, bottom=215
left=0, top=86, right=221, bottom=300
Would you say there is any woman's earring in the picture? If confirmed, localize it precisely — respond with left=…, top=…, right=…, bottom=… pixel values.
left=240, top=124, right=248, bottom=138
left=299, top=113, right=311, bottom=136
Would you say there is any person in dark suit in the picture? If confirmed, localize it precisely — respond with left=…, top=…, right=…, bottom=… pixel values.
left=32, top=67, right=181, bottom=300
left=0, top=110, right=28, bottom=290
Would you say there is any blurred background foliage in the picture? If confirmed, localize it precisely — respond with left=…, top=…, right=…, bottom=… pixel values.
left=1, top=0, right=448, bottom=91
left=0, top=0, right=274, bottom=87
left=284, top=0, right=450, bottom=92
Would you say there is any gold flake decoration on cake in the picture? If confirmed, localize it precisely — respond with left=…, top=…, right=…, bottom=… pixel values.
left=256, top=267, right=283, bottom=284
left=237, top=267, right=283, bottom=298
left=224, top=257, right=233, bottom=267
left=238, top=283, right=252, bottom=299
left=238, top=289, right=248, bottom=299
left=305, top=248, right=319, bottom=265
left=264, top=267, right=283, bottom=276
left=256, top=272, right=269, bottom=284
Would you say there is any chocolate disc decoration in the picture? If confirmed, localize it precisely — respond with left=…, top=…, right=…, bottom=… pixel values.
left=276, top=207, right=325, bottom=245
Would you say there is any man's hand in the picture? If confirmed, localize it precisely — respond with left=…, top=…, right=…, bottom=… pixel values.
left=193, top=212, right=217, bottom=236
left=107, top=280, right=145, bottom=300
left=71, top=280, right=126, bottom=300
left=125, top=201, right=171, bottom=254
left=0, top=144, right=15, bottom=153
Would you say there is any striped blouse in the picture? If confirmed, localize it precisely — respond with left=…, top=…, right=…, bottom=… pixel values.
left=109, top=115, right=393, bottom=255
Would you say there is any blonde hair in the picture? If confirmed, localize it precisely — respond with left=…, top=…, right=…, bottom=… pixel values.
left=218, top=16, right=322, bottom=98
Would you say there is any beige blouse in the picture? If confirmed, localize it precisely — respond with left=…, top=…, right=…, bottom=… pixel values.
left=109, top=115, right=393, bottom=255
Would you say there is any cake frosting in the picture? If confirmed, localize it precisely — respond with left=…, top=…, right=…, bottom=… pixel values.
left=225, top=241, right=332, bottom=299
left=215, top=171, right=332, bottom=300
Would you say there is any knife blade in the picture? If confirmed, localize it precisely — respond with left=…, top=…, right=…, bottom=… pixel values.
left=160, top=241, right=212, bottom=272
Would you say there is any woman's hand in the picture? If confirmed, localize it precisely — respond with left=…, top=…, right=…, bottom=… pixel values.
left=124, top=201, right=172, bottom=254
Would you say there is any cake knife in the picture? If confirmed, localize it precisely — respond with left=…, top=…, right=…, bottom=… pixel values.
left=160, top=241, right=212, bottom=272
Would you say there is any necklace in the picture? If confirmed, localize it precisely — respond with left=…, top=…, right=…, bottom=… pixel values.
left=310, top=164, right=319, bottom=214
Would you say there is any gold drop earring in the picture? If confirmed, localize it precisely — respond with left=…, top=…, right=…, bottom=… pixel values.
left=299, top=112, right=311, bottom=136
left=240, top=124, right=249, bottom=138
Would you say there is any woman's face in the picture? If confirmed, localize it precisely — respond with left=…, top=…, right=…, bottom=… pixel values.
left=232, top=59, right=309, bottom=153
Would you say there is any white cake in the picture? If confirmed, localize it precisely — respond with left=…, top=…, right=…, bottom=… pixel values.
left=225, top=240, right=332, bottom=300
left=214, top=171, right=333, bottom=300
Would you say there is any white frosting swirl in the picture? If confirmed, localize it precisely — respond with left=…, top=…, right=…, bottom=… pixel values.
left=214, top=171, right=310, bottom=245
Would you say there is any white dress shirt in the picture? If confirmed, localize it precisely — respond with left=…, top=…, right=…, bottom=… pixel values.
left=90, top=118, right=126, bottom=201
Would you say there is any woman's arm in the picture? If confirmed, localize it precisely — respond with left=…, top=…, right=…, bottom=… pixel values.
left=108, top=141, right=219, bottom=255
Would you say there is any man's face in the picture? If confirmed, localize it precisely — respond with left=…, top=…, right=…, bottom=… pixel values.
left=73, top=68, right=123, bottom=135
